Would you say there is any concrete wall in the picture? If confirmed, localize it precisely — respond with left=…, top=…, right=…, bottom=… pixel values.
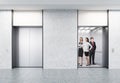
left=109, top=11, right=120, bottom=69
left=43, top=10, right=77, bottom=69
left=0, top=11, right=12, bottom=69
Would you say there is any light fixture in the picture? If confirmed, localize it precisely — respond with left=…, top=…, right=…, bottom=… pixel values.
left=85, top=27, right=89, bottom=30
left=81, top=30, right=85, bottom=33
left=90, top=27, right=96, bottom=30
left=79, top=27, right=84, bottom=30
left=86, top=30, right=90, bottom=33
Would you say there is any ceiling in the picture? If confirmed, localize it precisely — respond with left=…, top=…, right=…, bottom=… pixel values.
left=0, top=0, right=120, bottom=10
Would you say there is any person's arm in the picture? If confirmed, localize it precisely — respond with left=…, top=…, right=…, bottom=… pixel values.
left=89, top=43, right=93, bottom=50
left=94, top=42, right=96, bottom=50
left=78, top=43, right=82, bottom=48
left=78, top=43, right=80, bottom=47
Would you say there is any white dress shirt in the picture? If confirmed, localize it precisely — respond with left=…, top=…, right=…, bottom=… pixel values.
left=83, top=42, right=92, bottom=52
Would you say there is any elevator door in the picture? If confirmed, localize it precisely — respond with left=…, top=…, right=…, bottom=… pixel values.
left=16, top=27, right=42, bottom=67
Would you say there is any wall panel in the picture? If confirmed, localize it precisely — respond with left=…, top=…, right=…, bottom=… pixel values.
left=43, top=10, right=77, bottom=69
left=0, top=11, right=12, bottom=69
left=109, top=11, right=120, bottom=69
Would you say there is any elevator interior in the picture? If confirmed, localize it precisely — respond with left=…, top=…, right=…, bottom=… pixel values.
left=12, top=26, right=43, bottom=68
left=78, top=26, right=108, bottom=68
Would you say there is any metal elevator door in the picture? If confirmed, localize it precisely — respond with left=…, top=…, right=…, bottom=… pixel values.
left=13, top=27, right=42, bottom=68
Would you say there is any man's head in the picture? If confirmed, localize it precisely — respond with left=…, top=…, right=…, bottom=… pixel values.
left=90, top=37, right=94, bottom=42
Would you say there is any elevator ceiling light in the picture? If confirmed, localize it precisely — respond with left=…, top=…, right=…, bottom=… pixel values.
left=81, top=30, right=85, bottom=32
left=89, top=27, right=96, bottom=30
left=85, top=27, right=89, bottom=30
left=86, top=30, right=90, bottom=33
left=79, top=27, right=84, bottom=30
left=78, top=27, right=103, bottom=32
left=78, top=29, right=81, bottom=33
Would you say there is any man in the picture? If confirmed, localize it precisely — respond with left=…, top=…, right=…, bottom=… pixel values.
left=89, top=37, right=96, bottom=65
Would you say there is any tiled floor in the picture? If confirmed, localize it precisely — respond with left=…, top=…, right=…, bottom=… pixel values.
left=0, top=68, right=120, bottom=83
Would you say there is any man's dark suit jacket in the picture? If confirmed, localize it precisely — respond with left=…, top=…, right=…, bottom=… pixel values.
left=90, top=41, right=96, bottom=52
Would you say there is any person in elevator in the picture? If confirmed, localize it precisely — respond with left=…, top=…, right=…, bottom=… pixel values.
left=84, top=37, right=92, bottom=66
left=78, top=37, right=84, bottom=66
left=89, top=37, right=96, bottom=65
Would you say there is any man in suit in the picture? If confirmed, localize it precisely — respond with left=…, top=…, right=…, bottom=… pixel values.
left=89, top=37, right=96, bottom=65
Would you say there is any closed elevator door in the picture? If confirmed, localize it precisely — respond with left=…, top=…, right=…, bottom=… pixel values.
left=15, top=27, right=42, bottom=67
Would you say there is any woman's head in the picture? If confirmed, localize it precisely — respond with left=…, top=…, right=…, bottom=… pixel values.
left=85, top=37, right=89, bottom=42
left=80, top=37, right=83, bottom=43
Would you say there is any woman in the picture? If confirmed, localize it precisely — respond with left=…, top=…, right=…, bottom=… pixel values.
left=78, top=37, right=84, bottom=66
left=83, top=37, right=92, bottom=66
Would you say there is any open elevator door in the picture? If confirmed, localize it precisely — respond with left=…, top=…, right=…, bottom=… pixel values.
left=12, top=27, right=43, bottom=68
left=77, top=26, right=108, bottom=68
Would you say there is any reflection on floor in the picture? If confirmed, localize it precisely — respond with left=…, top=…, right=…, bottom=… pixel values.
left=78, top=51, right=103, bottom=68
left=1, top=68, right=120, bottom=83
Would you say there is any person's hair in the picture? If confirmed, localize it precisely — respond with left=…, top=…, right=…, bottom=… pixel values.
left=90, top=37, right=94, bottom=40
left=80, top=37, right=83, bottom=42
left=86, top=37, right=89, bottom=42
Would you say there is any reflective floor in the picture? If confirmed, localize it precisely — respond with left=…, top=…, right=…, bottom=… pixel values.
left=0, top=68, right=120, bottom=83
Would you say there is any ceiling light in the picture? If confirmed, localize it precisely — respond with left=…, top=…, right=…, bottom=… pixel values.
left=79, top=27, right=84, bottom=30
left=85, top=27, right=89, bottom=30
left=90, top=27, right=96, bottom=30
left=86, top=30, right=90, bottom=33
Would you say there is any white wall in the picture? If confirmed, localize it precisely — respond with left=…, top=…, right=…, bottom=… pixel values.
left=0, top=11, right=12, bottom=69
left=13, top=11, right=42, bottom=26
left=78, top=11, right=107, bottom=26
left=43, top=10, right=77, bottom=69
left=109, top=11, right=120, bottom=69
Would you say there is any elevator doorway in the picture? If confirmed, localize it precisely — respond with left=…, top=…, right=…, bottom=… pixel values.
left=77, top=26, right=108, bottom=68
left=12, top=27, right=43, bottom=68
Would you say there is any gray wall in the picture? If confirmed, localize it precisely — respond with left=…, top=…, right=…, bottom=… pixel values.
left=0, top=11, right=12, bottom=69
left=43, top=10, right=77, bottom=69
